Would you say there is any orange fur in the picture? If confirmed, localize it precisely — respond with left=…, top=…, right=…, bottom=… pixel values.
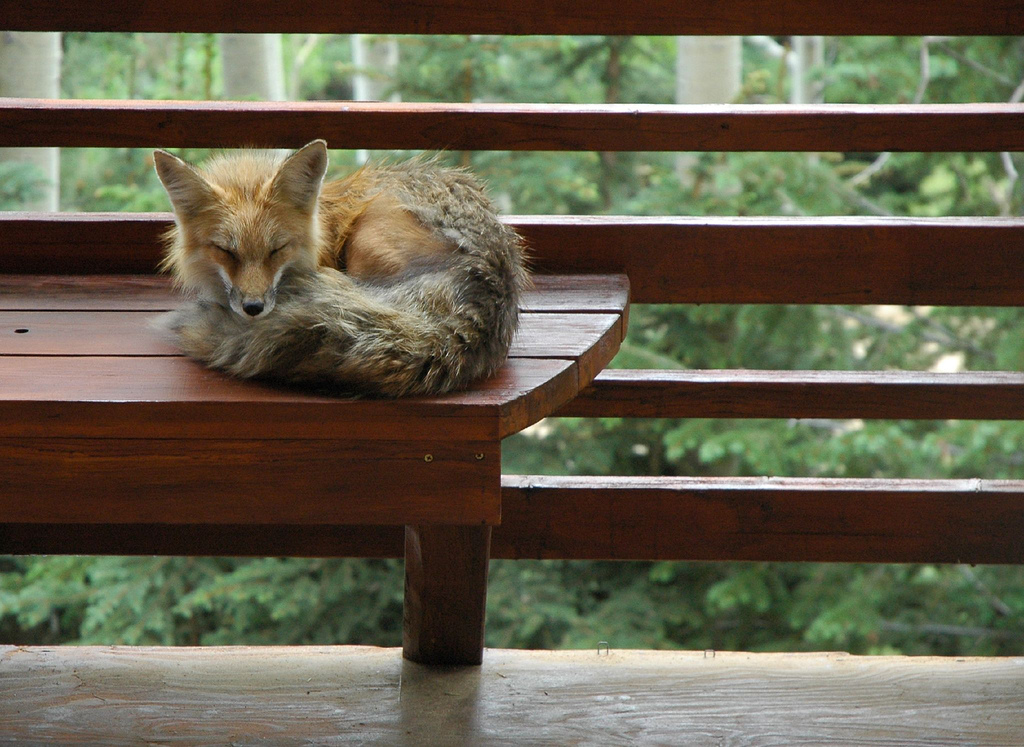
left=155, top=141, right=529, bottom=396
left=156, top=142, right=459, bottom=318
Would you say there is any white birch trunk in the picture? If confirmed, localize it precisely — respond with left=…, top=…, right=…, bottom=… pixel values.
left=220, top=34, right=285, bottom=101
left=790, top=36, right=824, bottom=105
left=675, top=36, right=742, bottom=186
left=351, top=35, right=400, bottom=164
left=0, top=32, right=62, bottom=210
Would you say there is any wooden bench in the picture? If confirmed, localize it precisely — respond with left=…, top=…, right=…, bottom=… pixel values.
left=2, top=1, right=1024, bottom=735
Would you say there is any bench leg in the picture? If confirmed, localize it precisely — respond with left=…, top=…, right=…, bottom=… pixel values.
left=402, top=524, right=491, bottom=665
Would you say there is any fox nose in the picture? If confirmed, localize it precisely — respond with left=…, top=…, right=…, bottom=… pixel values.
left=242, top=300, right=265, bottom=317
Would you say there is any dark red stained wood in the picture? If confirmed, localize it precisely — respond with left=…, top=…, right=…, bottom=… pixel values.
left=2, top=1, right=1021, bottom=37
left=497, top=475, right=1024, bottom=564
left=519, top=275, right=630, bottom=318
left=0, top=311, right=177, bottom=356
left=0, top=357, right=581, bottom=441
left=0, top=310, right=618, bottom=360
left=403, top=524, right=491, bottom=665
left=0, top=438, right=500, bottom=526
left=3, top=100, right=1023, bottom=151
left=497, top=358, right=579, bottom=439
left=557, top=369, right=1024, bottom=421
left=0, top=275, right=175, bottom=310
left=8, top=475, right=1024, bottom=564
left=6, top=213, right=1024, bottom=307
left=0, top=212, right=166, bottom=274
left=516, top=216, right=1024, bottom=306
left=0, top=273, right=630, bottom=313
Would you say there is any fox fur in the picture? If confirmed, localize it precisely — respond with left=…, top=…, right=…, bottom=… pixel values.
left=153, top=140, right=528, bottom=397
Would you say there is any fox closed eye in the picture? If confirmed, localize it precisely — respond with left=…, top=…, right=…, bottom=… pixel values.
left=270, top=242, right=289, bottom=257
left=212, top=244, right=237, bottom=260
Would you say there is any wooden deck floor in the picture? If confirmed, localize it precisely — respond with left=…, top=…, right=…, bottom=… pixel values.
left=2, top=645, right=1022, bottom=745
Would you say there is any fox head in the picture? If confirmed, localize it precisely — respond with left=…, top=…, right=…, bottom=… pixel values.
left=154, top=140, right=329, bottom=319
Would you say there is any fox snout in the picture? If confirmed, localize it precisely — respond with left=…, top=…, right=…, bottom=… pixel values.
left=227, top=285, right=277, bottom=319
left=241, top=299, right=265, bottom=317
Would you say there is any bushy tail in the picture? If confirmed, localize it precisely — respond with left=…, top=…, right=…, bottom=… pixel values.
left=162, top=243, right=526, bottom=397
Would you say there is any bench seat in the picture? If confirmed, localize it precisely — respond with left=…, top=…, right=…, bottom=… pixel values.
left=0, top=273, right=627, bottom=527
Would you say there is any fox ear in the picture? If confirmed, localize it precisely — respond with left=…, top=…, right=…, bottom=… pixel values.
left=154, top=150, right=217, bottom=218
left=271, top=140, right=328, bottom=210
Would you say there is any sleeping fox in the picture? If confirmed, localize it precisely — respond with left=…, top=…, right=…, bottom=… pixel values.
left=153, top=140, right=528, bottom=396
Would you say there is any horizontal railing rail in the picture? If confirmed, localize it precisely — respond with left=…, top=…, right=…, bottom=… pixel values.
left=556, top=370, right=1024, bottom=420
left=2, top=0, right=1022, bottom=35
left=5, top=213, right=1024, bottom=306
left=2, top=100, right=1023, bottom=152
left=5, top=476, right=1024, bottom=564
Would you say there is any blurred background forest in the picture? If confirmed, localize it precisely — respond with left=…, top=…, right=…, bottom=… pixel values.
left=2, top=31, right=1024, bottom=655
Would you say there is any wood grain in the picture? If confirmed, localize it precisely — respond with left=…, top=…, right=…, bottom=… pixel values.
left=3, top=2, right=1024, bottom=36
left=3, top=99, right=1023, bottom=151
left=403, top=525, right=491, bottom=665
left=516, top=215, right=1024, bottom=305
left=0, top=357, right=587, bottom=441
left=0, top=438, right=500, bottom=526
left=7, top=213, right=1024, bottom=307
left=497, top=475, right=1024, bottom=564
left=0, top=273, right=629, bottom=313
left=0, top=274, right=174, bottom=310
left=8, top=475, right=1024, bottom=564
left=557, top=369, right=1024, bottom=421
left=0, top=310, right=618, bottom=359
left=2, top=646, right=1022, bottom=746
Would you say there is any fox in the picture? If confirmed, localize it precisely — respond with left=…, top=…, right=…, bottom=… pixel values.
left=153, top=140, right=529, bottom=396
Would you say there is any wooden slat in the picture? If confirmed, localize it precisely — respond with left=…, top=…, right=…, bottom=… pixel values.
left=8, top=476, right=1024, bottom=564
left=0, top=273, right=630, bottom=313
left=497, top=476, right=1024, bottom=564
left=3, top=100, right=1023, bottom=151
left=520, top=274, right=630, bottom=317
left=0, top=438, right=500, bottom=526
left=0, top=356, right=580, bottom=441
left=518, top=216, right=1024, bottom=305
left=0, top=274, right=174, bottom=310
left=0, top=310, right=619, bottom=359
left=6, top=213, right=1024, bottom=306
left=0, top=212, right=164, bottom=274
left=3, top=0, right=1021, bottom=35
left=557, top=369, right=1024, bottom=420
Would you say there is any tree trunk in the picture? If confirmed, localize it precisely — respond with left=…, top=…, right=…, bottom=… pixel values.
left=0, top=32, right=62, bottom=210
left=790, top=36, right=824, bottom=105
left=675, top=36, right=741, bottom=186
left=351, top=35, right=400, bottom=164
left=220, top=34, right=285, bottom=101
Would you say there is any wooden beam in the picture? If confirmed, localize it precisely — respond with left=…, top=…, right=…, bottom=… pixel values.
left=3, top=100, right=1023, bottom=151
left=5, top=214, right=1024, bottom=306
left=497, top=476, right=1024, bottom=564
left=7, top=476, right=1024, bottom=564
left=557, top=369, right=1024, bottom=420
left=0, top=437, right=501, bottom=526
left=403, top=525, right=491, bottom=665
left=3, top=0, right=1021, bottom=35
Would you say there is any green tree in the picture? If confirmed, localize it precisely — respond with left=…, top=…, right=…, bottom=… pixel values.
left=3, top=33, right=1024, bottom=656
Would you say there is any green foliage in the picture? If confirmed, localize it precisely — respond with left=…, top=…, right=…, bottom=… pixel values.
left=0, top=161, right=46, bottom=208
left=3, top=33, right=1024, bottom=655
